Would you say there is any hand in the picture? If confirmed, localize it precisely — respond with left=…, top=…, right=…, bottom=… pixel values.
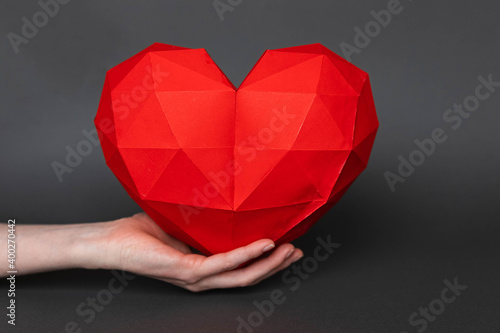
left=0, top=213, right=303, bottom=291
left=92, top=213, right=303, bottom=292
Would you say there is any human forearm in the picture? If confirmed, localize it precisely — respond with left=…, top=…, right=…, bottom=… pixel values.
left=0, top=222, right=110, bottom=277
left=0, top=214, right=303, bottom=291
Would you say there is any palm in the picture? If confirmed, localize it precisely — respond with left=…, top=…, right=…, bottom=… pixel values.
left=103, top=212, right=303, bottom=292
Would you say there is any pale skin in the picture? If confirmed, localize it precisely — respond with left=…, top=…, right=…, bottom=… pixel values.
left=0, top=213, right=303, bottom=292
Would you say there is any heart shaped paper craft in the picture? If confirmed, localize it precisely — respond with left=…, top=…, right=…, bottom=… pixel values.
left=95, top=43, right=378, bottom=255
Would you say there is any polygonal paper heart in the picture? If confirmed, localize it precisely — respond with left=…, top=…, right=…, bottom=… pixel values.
left=95, top=43, right=378, bottom=255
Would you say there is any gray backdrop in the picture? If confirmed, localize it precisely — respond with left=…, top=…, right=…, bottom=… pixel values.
left=1, top=0, right=499, bottom=332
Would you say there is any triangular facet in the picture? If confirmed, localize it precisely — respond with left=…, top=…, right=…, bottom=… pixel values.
left=94, top=79, right=117, bottom=146
left=120, top=148, right=178, bottom=198
left=141, top=200, right=212, bottom=255
left=233, top=149, right=288, bottom=209
left=233, top=201, right=323, bottom=246
left=106, top=150, right=139, bottom=195
left=291, top=95, right=352, bottom=150
left=235, top=90, right=314, bottom=149
left=329, top=151, right=366, bottom=200
left=354, top=130, right=377, bottom=166
left=317, top=55, right=360, bottom=96
left=324, top=52, right=367, bottom=93
left=236, top=151, right=323, bottom=211
left=145, top=150, right=232, bottom=210
left=182, top=148, right=235, bottom=208
left=107, top=54, right=152, bottom=92
left=289, top=150, right=350, bottom=199
left=354, top=78, right=379, bottom=146
left=240, top=50, right=322, bottom=90
left=97, top=130, right=117, bottom=160
left=149, top=52, right=234, bottom=92
left=318, top=94, right=359, bottom=145
left=239, top=54, right=323, bottom=93
left=118, top=94, right=179, bottom=148
left=156, top=90, right=235, bottom=147
left=151, top=49, right=235, bottom=90
left=145, top=200, right=235, bottom=254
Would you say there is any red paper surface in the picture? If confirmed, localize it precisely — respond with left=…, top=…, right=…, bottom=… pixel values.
left=95, top=43, right=379, bottom=255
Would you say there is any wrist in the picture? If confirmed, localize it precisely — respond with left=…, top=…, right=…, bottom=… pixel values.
left=69, top=221, right=118, bottom=271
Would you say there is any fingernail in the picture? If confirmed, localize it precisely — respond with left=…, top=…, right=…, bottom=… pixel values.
left=292, top=254, right=303, bottom=263
left=285, top=248, right=295, bottom=259
left=262, top=243, right=275, bottom=253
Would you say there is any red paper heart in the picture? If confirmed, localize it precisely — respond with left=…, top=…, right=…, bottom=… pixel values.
left=95, top=43, right=378, bottom=255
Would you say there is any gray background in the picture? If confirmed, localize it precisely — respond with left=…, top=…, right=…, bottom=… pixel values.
left=1, top=0, right=499, bottom=332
